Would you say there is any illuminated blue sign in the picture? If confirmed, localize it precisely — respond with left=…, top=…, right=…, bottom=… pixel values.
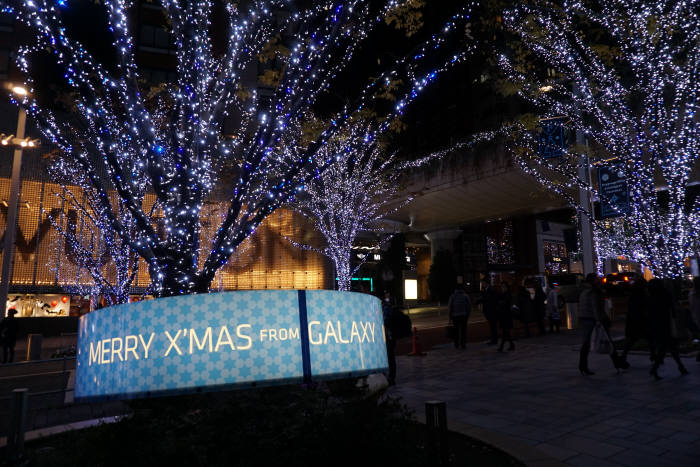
left=598, top=165, right=631, bottom=218
left=75, top=290, right=387, bottom=400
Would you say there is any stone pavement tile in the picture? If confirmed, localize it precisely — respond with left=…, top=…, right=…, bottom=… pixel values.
left=612, top=450, right=677, bottom=467
left=602, top=418, right=638, bottom=429
left=628, top=422, right=677, bottom=438
left=498, top=423, right=562, bottom=443
left=606, top=428, right=635, bottom=439
left=656, top=417, right=700, bottom=434
left=553, top=434, right=625, bottom=459
left=660, top=449, right=700, bottom=466
left=566, top=453, right=622, bottom=467
left=598, top=435, right=667, bottom=456
left=668, top=431, right=700, bottom=443
left=449, top=420, right=568, bottom=467
left=626, top=431, right=666, bottom=445
left=583, top=422, right=616, bottom=435
left=533, top=442, right=578, bottom=461
left=649, top=437, right=700, bottom=455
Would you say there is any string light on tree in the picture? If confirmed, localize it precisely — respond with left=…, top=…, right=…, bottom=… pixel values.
left=499, top=0, right=700, bottom=278
left=287, top=125, right=501, bottom=291
left=1, top=0, right=474, bottom=296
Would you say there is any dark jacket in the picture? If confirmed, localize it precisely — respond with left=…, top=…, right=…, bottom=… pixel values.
left=578, top=282, right=604, bottom=321
left=480, top=286, right=500, bottom=321
left=516, top=287, right=535, bottom=323
left=648, top=281, right=674, bottom=342
left=533, top=287, right=546, bottom=319
left=497, top=290, right=513, bottom=329
left=0, top=315, right=18, bottom=346
left=448, top=290, right=471, bottom=319
left=626, top=283, right=649, bottom=338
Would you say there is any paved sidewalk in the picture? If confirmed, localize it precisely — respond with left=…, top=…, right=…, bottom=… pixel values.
left=391, top=330, right=700, bottom=467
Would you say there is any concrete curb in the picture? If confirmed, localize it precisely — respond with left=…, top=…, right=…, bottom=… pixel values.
left=448, top=420, right=568, bottom=467
left=0, top=414, right=126, bottom=449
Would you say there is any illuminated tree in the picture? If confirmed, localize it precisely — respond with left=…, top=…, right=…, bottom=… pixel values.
left=2, top=0, right=471, bottom=295
left=499, top=0, right=700, bottom=277
left=47, top=157, right=150, bottom=306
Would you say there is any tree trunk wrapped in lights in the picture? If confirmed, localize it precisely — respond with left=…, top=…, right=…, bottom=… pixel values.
left=498, top=0, right=700, bottom=278
left=2, top=0, right=473, bottom=296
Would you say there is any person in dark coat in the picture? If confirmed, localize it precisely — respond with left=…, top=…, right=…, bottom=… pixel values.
left=577, top=273, right=606, bottom=375
left=448, top=286, right=471, bottom=349
left=496, top=282, right=515, bottom=351
left=648, top=279, right=688, bottom=380
left=516, top=285, right=535, bottom=337
left=1, top=308, right=19, bottom=363
left=382, top=294, right=396, bottom=385
left=620, top=278, right=654, bottom=366
left=532, top=283, right=547, bottom=335
left=479, top=279, right=500, bottom=344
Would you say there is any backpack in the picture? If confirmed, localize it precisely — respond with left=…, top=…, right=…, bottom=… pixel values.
left=391, top=308, right=413, bottom=339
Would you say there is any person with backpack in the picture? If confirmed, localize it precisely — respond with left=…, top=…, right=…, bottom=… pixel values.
left=448, top=286, right=471, bottom=349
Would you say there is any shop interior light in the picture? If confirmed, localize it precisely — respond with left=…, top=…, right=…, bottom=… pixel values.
left=11, top=85, right=28, bottom=96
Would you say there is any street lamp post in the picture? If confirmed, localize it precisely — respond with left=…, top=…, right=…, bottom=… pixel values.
left=0, top=87, right=28, bottom=317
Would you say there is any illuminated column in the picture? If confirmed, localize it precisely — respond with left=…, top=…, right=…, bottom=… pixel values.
left=0, top=106, right=26, bottom=315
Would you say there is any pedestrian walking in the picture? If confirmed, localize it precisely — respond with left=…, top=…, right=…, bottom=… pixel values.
left=577, top=273, right=607, bottom=375
left=448, top=286, right=471, bottom=349
left=648, top=279, right=688, bottom=380
left=497, top=282, right=515, bottom=352
left=0, top=308, right=19, bottom=363
left=546, top=282, right=561, bottom=333
left=516, top=284, right=535, bottom=337
left=533, top=282, right=547, bottom=335
left=620, top=278, right=654, bottom=366
left=689, top=277, right=700, bottom=363
left=478, top=279, right=500, bottom=345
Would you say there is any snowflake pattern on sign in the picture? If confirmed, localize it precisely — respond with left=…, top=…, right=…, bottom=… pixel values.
left=76, top=291, right=303, bottom=398
left=305, top=291, right=388, bottom=378
left=76, top=290, right=388, bottom=400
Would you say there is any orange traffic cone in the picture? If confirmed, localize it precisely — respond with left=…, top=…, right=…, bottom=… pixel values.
left=408, top=326, right=426, bottom=356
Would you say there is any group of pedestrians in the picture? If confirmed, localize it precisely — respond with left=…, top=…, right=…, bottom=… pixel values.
left=445, top=273, right=699, bottom=382
left=579, top=273, right=692, bottom=380
left=448, top=281, right=515, bottom=352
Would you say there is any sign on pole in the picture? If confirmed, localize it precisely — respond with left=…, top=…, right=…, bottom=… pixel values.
left=537, top=117, right=568, bottom=159
left=598, top=165, right=631, bottom=218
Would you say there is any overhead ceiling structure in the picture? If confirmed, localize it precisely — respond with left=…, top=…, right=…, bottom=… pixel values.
left=387, top=152, right=568, bottom=237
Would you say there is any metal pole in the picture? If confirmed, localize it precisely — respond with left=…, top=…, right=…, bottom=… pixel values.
left=578, top=152, right=595, bottom=276
left=425, top=400, right=449, bottom=466
left=0, top=107, right=26, bottom=316
left=7, top=388, right=29, bottom=461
